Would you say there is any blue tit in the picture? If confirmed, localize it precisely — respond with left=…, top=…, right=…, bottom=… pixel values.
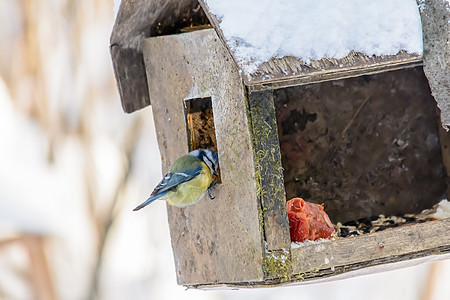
left=133, top=149, right=219, bottom=211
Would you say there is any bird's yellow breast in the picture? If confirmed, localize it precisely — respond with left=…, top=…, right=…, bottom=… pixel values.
left=163, top=161, right=212, bottom=207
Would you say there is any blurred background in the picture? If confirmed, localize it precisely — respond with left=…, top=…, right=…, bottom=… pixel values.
left=0, top=0, right=449, bottom=299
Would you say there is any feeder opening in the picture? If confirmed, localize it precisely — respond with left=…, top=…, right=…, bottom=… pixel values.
left=184, top=97, right=221, bottom=182
left=273, top=66, right=447, bottom=228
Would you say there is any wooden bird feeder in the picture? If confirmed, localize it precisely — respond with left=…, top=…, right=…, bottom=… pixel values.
left=111, top=0, right=450, bottom=288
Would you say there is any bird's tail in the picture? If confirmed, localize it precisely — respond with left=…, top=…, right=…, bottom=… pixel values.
left=133, top=192, right=168, bottom=211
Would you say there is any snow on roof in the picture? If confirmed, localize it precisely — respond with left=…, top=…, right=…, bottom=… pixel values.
left=204, top=0, right=423, bottom=75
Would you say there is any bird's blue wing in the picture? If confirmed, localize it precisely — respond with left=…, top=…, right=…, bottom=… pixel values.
left=150, top=166, right=202, bottom=197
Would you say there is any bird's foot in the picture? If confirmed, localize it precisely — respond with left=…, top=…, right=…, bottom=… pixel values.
left=208, top=181, right=218, bottom=200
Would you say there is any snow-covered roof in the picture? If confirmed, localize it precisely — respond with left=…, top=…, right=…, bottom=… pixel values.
left=201, top=0, right=423, bottom=87
left=111, top=0, right=449, bottom=128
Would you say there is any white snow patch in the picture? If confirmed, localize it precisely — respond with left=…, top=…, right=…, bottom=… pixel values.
left=205, top=0, right=423, bottom=74
left=291, top=238, right=333, bottom=249
left=432, top=199, right=450, bottom=220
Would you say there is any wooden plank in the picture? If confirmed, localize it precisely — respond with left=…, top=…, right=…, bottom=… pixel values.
left=198, top=0, right=241, bottom=73
left=193, top=252, right=450, bottom=289
left=418, top=0, right=450, bottom=129
left=246, top=53, right=422, bottom=91
left=110, top=0, right=210, bottom=112
left=110, top=46, right=150, bottom=113
left=142, top=29, right=264, bottom=286
left=248, top=90, right=291, bottom=252
left=191, top=219, right=450, bottom=288
left=291, top=218, right=450, bottom=278
left=110, top=0, right=165, bottom=113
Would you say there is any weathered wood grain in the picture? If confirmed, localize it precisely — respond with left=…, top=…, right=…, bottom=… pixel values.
left=131, top=1, right=450, bottom=288
left=248, top=90, right=291, bottom=252
left=142, top=29, right=264, bottom=286
left=418, top=0, right=450, bottom=129
left=198, top=0, right=241, bottom=72
left=247, top=53, right=423, bottom=91
left=110, top=46, right=149, bottom=113
left=291, top=218, right=450, bottom=277
left=190, top=219, right=450, bottom=289
left=110, top=0, right=209, bottom=112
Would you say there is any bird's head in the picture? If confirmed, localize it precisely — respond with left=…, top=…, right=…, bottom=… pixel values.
left=188, top=149, right=219, bottom=176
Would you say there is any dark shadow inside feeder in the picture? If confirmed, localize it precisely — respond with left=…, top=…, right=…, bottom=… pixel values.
left=274, top=67, right=448, bottom=228
left=184, top=97, right=221, bottom=182
left=150, top=2, right=211, bottom=37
